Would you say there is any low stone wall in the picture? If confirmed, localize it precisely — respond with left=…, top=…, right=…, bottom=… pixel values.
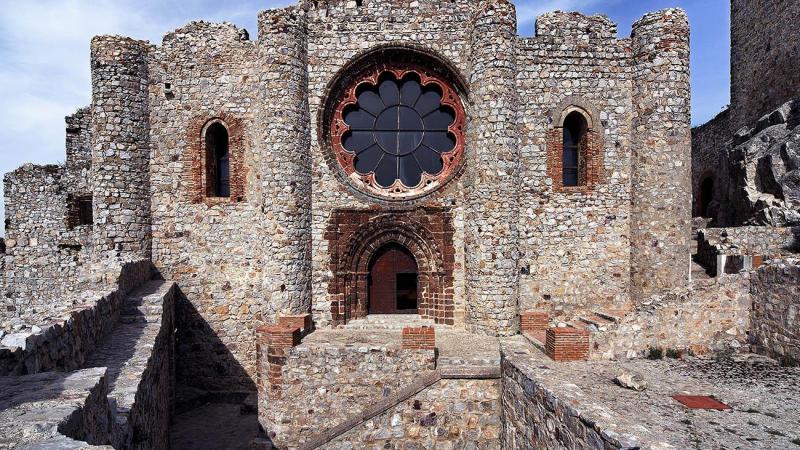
left=500, top=340, right=628, bottom=449
left=697, top=226, right=798, bottom=275
left=329, top=378, right=502, bottom=449
left=750, top=259, right=800, bottom=364
left=258, top=332, right=436, bottom=448
left=0, top=259, right=153, bottom=376
left=85, top=281, right=176, bottom=450
left=594, top=274, right=752, bottom=359
left=0, top=367, right=113, bottom=450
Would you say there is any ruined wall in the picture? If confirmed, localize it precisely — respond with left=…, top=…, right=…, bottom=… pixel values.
left=0, top=259, right=152, bottom=376
left=307, top=0, right=473, bottom=329
left=515, top=12, right=633, bottom=320
left=750, top=259, right=800, bottom=364
left=691, top=109, right=730, bottom=218
left=630, top=9, right=692, bottom=300
left=501, top=346, right=624, bottom=449
left=696, top=226, right=798, bottom=275
left=65, top=108, right=93, bottom=197
left=1, top=165, right=81, bottom=320
left=730, top=0, right=800, bottom=132
left=330, top=378, right=502, bottom=449
left=1, top=109, right=94, bottom=324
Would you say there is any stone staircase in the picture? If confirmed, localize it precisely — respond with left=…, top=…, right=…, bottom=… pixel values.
left=522, top=309, right=628, bottom=361
left=342, top=314, right=438, bottom=330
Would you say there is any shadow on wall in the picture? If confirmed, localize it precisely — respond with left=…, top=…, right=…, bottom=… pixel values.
left=173, top=287, right=256, bottom=411
left=790, top=228, right=800, bottom=253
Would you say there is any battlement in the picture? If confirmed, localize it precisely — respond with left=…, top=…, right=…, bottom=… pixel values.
left=304, top=0, right=473, bottom=18
left=162, top=21, right=250, bottom=47
left=535, top=11, right=617, bottom=42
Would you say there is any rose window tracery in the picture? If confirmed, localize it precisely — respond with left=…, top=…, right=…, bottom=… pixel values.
left=330, top=67, right=465, bottom=200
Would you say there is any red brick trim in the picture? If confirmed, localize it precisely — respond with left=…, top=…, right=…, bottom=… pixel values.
left=545, top=327, right=590, bottom=361
left=278, top=314, right=314, bottom=335
left=256, top=325, right=301, bottom=397
left=325, top=208, right=455, bottom=326
left=520, top=311, right=549, bottom=334
left=185, top=112, right=246, bottom=204
left=330, top=65, right=465, bottom=201
left=546, top=105, right=604, bottom=194
left=402, top=326, right=435, bottom=350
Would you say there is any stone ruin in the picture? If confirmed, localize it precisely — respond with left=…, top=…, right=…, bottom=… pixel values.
left=0, top=0, right=798, bottom=449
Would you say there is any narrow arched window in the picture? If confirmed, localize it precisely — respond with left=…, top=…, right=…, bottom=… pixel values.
left=562, top=111, right=588, bottom=187
left=205, top=122, right=230, bottom=197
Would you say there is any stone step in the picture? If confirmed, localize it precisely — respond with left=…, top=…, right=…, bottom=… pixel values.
left=342, top=315, right=438, bottom=330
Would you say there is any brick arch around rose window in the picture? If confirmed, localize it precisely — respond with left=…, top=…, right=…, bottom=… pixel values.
left=325, top=208, right=456, bottom=326
left=184, top=112, right=246, bottom=205
left=318, top=43, right=469, bottom=205
left=546, top=97, right=605, bottom=193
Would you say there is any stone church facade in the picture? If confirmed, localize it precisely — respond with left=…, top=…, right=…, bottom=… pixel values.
left=3, top=1, right=798, bottom=449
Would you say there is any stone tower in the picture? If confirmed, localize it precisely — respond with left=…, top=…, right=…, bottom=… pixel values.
left=630, top=9, right=692, bottom=300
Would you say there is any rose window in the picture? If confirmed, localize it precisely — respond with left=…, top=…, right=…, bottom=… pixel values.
left=331, top=67, right=465, bottom=200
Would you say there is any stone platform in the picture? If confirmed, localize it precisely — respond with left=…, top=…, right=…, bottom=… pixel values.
left=502, top=338, right=800, bottom=449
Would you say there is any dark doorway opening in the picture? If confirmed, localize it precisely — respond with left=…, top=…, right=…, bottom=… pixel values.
left=700, top=177, right=714, bottom=218
left=368, top=243, right=419, bottom=314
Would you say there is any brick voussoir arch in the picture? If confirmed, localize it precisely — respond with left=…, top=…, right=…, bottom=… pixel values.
left=546, top=96, right=605, bottom=193
left=332, top=214, right=452, bottom=325
left=185, top=111, right=246, bottom=204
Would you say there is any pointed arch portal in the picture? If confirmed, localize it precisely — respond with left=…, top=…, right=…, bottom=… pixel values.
left=368, top=243, right=419, bottom=314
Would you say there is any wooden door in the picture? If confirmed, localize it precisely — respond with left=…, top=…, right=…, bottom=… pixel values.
left=368, top=243, right=419, bottom=314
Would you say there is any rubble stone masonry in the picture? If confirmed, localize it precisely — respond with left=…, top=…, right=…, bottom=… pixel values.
left=750, top=259, right=800, bottom=364
left=730, top=0, right=800, bottom=131
left=630, top=9, right=692, bottom=301
left=2, top=0, right=697, bottom=411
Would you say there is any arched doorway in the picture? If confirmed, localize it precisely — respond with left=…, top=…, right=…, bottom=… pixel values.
left=368, top=243, right=419, bottom=314
left=700, top=176, right=714, bottom=217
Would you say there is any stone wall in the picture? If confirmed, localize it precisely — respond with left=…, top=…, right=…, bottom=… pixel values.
left=750, top=259, right=800, bottom=364
left=0, top=259, right=153, bottom=376
left=501, top=343, right=625, bottom=449
left=1, top=164, right=89, bottom=322
left=330, top=378, right=502, bottom=449
left=257, top=332, right=436, bottom=448
left=515, top=12, right=633, bottom=320
left=593, top=274, right=752, bottom=359
left=696, top=226, right=799, bottom=275
left=307, top=0, right=473, bottom=331
left=691, top=109, right=730, bottom=218
left=464, top=0, right=520, bottom=336
left=730, top=0, right=800, bottom=131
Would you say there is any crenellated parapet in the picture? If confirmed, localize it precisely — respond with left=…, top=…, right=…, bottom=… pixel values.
left=630, top=9, right=692, bottom=301
left=534, top=11, right=618, bottom=43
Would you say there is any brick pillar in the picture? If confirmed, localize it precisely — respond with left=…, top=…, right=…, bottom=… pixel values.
left=465, top=0, right=521, bottom=337
left=402, top=326, right=436, bottom=350
left=630, top=9, right=692, bottom=301
left=278, top=314, right=313, bottom=336
left=545, top=327, right=590, bottom=361
left=90, top=36, right=152, bottom=259
left=520, top=311, right=549, bottom=334
left=257, top=8, right=312, bottom=320
left=256, top=325, right=301, bottom=398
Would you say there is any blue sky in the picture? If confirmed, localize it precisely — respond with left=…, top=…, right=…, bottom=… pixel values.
left=0, top=0, right=729, bottom=235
